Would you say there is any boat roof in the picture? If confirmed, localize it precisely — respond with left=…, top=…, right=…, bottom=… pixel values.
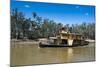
left=60, top=32, right=82, bottom=36
left=59, top=27, right=82, bottom=36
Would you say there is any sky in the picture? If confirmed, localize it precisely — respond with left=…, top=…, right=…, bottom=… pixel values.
left=11, top=0, right=95, bottom=25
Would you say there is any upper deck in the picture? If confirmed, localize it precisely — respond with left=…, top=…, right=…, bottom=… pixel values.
left=57, top=27, right=83, bottom=40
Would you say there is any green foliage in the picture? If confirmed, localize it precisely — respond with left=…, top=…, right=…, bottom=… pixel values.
left=11, top=8, right=95, bottom=40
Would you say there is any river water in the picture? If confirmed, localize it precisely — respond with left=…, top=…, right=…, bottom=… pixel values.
left=10, top=42, right=95, bottom=66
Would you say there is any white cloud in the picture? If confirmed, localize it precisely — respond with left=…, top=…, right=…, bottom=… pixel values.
left=85, top=13, right=89, bottom=16
left=25, top=5, right=30, bottom=8
left=75, top=6, right=80, bottom=8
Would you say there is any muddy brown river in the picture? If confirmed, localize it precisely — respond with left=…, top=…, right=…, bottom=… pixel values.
left=10, top=41, right=95, bottom=66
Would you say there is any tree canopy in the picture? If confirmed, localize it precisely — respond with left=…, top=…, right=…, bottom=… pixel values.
left=11, top=8, right=95, bottom=40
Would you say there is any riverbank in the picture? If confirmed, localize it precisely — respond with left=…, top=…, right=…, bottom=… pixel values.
left=86, top=39, right=95, bottom=43
left=11, top=39, right=95, bottom=45
left=11, top=39, right=39, bottom=45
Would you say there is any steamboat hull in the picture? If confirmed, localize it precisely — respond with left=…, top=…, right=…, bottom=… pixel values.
left=39, top=41, right=89, bottom=48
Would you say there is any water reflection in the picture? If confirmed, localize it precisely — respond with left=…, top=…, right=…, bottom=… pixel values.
left=67, top=48, right=73, bottom=61
left=10, top=43, right=95, bottom=66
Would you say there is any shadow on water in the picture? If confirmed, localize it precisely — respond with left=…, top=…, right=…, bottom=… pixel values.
left=10, top=42, right=95, bottom=66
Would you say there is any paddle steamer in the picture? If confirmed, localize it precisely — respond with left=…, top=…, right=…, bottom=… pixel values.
left=39, top=27, right=89, bottom=47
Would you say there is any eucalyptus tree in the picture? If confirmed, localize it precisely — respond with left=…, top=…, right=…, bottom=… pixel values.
left=22, top=18, right=31, bottom=38
left=11, top=8, right=19, bottom=39
left=32, top=12, right=37, bottom=20
left=41, top=19, right=49, bottom=37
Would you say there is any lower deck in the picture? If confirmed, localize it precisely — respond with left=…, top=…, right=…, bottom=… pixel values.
left=54, top=39, right=88, bottom=46
left=39, top=39, right=89, bottom=47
